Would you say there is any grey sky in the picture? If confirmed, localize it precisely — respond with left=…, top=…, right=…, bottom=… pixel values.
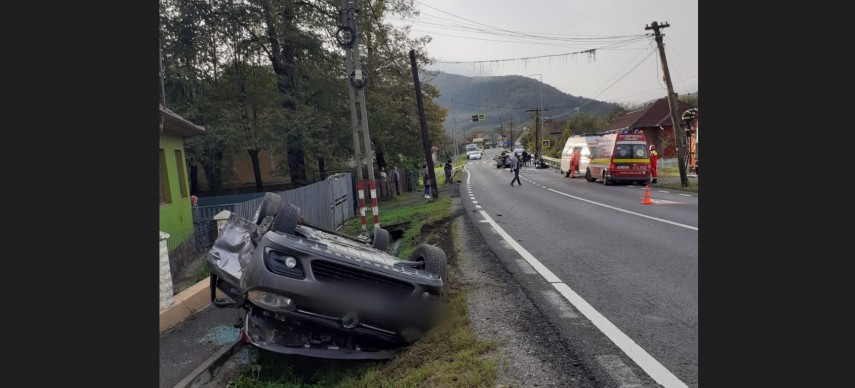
left=387, top=0, right=698, bottom=107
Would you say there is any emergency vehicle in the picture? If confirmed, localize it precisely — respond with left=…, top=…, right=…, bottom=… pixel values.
left=585, top=129, right=651, bottom=185
left=560, top=134, right=602, bottom=177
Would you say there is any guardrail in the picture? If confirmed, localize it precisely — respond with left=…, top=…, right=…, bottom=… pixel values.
left=542, top=156, right=562, bottom=171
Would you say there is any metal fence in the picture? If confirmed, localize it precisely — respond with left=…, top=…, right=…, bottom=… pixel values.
left=191, top=172, right=355, bottom=231
left=166, top=221, right=217, bottom=295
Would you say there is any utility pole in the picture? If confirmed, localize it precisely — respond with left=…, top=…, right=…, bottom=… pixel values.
left=450, top=95, right=458, bottom=158
left=509, top=118, right=514, bottom=148
left=646, top=21, right=689, bottom=187
left=526, top=108, right=548, bottom=157
left=409, top=49, right=438, bottom=198
left=339, top=0, right=379, bottom=231
left=499, top=115, right=504, bottom=148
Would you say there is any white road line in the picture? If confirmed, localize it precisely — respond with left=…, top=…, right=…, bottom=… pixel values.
left=472, top=201, right=479, bottom=204
left=546, top=189, right=698, bottom=231
left=475, top=205, right=482, bottom=209
left=477, top=211, right=688, bottom=388
left=678, top=194, right=691, bottom=197
left=558, top=283, right=687, bottom=388
left=658, top=190, right=669, bottom=193
left=478, top=210, right=562, bottom=283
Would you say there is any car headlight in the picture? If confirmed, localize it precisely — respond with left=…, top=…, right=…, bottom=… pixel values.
left=247, top=290, right=295, bottom=312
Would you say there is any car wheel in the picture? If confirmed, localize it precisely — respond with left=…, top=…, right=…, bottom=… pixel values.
left=371, top=227, right=390, bottom=252
left=253, top=192, right=282, bottom=224
left=585, top=169, right=596, bottom=182
left=408, top=244, right=447, bottom=280
left=603, top=172, right=611, bottom=186
left=270, top=203, right=301, bottom=235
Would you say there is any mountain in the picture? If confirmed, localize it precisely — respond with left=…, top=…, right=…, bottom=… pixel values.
left=424, top=72, right=616, bottom=136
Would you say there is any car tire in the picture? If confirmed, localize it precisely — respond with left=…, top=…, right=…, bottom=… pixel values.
left=603, top=172, right=611, bottom=186
left=371, top=227, right=390, bottom=252
left=408, top=244, right=447, bottom=280
left=585, top=169, right=596, bottom=182
left=270, top=203, right=301, bottom=235
left=253, top=192, right=283, bottom=224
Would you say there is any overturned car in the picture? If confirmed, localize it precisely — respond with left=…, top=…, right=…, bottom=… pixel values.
left=206, top=192, right=447, bottom=360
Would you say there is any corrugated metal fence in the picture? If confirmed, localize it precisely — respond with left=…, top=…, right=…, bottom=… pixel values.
left=192, top=172, right=355, bottom=230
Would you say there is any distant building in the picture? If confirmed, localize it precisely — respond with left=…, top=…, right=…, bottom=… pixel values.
left=601, top=97, right=696, bottom=158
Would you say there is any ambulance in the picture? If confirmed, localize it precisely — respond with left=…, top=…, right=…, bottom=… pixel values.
left=585, top=129, right=651, bottom=185
left=559, top=134, right=602, bottom=177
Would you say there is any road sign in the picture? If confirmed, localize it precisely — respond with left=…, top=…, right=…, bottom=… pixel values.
left=471, top=113, right=486, bottom=122
left=542, top=139, right=551, bottom=148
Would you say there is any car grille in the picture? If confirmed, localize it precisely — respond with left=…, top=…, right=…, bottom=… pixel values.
left=311, top=260, right=415, bottom=297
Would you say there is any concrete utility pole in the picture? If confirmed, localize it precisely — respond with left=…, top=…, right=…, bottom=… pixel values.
left=451, top=95, right=458, bottom=158
left=409, top=50, right=438, bottom=198
left=339, top=0, right=379, bottom=231
left=646, top=21, right=689, bottom=187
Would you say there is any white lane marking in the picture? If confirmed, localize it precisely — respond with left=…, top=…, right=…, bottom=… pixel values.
left=516, top=259, right=537, bottom=275
left=475, top=205, right=482, bottom=209
left=478, top=219, right=490, bottom=223
left=627, top=185, right=636, bottom=188
left=478, top=210, right=562, bottom=283
left=542, top=290, right=580, bottom=318
left=658, top=190, right=669, bottom=193
left=546, top=189, right=698, bottom=231
left=596, top=355, right=645, bottom=388
left=555, top=283, right=688, bottom=388
left=472, top=201, right=479, bottom=204
left=466, top=167, right=471, bottom=185
left=474, top=196, right=689, bottom=387
left=678, top=194, right=691, bottom=197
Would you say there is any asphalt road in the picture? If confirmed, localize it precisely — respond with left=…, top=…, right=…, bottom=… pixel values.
left=461, top=148, right=698, bottom=387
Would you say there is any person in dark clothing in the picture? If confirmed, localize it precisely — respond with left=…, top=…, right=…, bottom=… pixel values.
left=391, top=166, right=400, bottom=195
left=521, top=150, right=529, bottom=166
left=510, top=153, right=522, bottom=186
left=443, top=159, right=453, bottom=185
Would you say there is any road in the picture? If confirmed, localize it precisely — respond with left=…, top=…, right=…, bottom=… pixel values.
left=461, top=148, right=698, bottom=387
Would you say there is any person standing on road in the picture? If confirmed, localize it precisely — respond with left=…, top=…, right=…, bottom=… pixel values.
left=565, top=149, right=580, bottom=178
left=521, top=150, right=529, bottom=167
left=510, top=152, right=522, bottom=186
left=649, top=144, right=658, bottom=183
left=391, top=166, right=400, bottom=195
left=444, top=159, right=453, bottom=185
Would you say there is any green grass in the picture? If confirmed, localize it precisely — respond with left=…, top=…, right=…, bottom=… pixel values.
left=656, top=165, right=681, bottom=177
left=227, top=195, right=496, bottom=388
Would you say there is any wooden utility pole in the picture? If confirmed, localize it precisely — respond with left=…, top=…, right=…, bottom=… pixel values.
left=526, top=108, right=548, bottom=156
left=409, top=49, right=438, bottom=198
left=646, top=21, right=689, bottom=187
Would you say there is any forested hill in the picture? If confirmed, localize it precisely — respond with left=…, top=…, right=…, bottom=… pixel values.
left=425, top=72, right=616, bottom=134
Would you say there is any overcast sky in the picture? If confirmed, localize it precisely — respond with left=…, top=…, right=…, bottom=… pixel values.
left=386, top=0, right=698, bottom=110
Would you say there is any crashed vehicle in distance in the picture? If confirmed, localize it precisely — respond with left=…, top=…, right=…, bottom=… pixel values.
left=207, top=192, right=447, bottom=359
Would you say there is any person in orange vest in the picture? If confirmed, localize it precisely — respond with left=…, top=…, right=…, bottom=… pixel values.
left=649, top=144, right=658, bottom=183
left=565, top=149, right=580, bottom=178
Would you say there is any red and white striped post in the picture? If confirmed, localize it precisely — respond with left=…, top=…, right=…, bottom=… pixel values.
left=357, top=180, right=367, bottom=232
left=369, top=179, right=380, bottom=228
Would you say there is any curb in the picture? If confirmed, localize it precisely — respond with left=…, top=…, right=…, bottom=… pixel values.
left=160, top=279, right=225, bottom=333
left=172, top=338, right=245, bottom=388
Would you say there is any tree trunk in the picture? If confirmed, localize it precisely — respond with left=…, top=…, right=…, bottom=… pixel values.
left=248, top=148, right=264, bottom=191
left=318, top=157, right=326, bottom=181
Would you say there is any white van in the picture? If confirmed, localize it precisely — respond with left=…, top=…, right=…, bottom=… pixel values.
left=560, top=134, right=601, bottom=176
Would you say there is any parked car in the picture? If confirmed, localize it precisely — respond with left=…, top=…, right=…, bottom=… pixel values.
left=585, top=130, right=651, bottom=185
left=467, top=150, right=482, bottom=160
left=207, top=193, right=447, bottom=360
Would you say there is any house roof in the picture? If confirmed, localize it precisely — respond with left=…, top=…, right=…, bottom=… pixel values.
left=544, top=119, right=565, bottom=134
left=603, top=98, right=696, bottom=132
left=160, top=105, right=206, bottom=137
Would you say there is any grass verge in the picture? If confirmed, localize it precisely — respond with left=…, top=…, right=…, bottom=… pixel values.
left=227, top=191, right=495, bottom=387
left=656, top=181, right=699, bottom=192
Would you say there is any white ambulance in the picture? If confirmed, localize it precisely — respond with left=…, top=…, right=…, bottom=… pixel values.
left=560, top=134, right=601, bottom=176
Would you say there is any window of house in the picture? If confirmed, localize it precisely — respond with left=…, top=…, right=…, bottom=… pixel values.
left=160, top=149, right=172, bottom=205
left=174, top=149, right=188, bottom=198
